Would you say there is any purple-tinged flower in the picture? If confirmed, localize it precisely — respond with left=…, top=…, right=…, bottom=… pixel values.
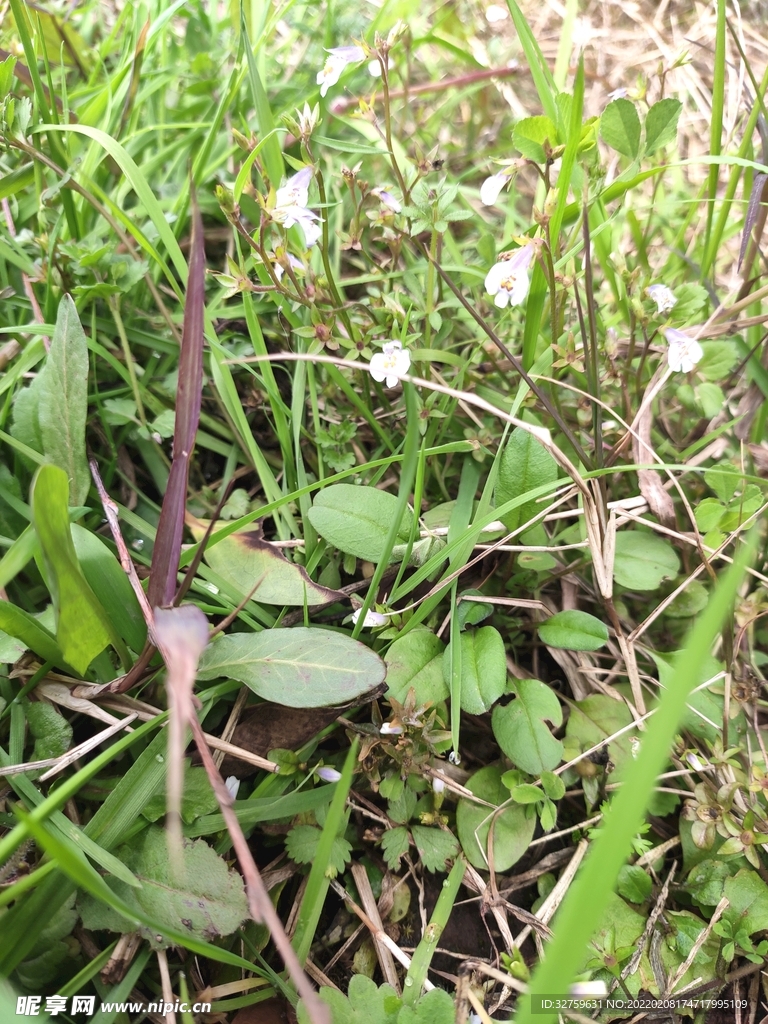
left=380, top=722, right=403, bottom=735
left=317, top=46, right=366, bottom=97
left=647, top=283, right=677, bottom=315
left=370, top=187, right=401, bottom=212
left=664, top=327, right=703, bottom=373
left=272, top=167, right=323, bottom=247
left=316, top=765, right=342, bottom=783
left=370, top=340, right=411, bottom=388
left=274, top=253, right=304, bottom=282
left=225, top=776, right=241, bottom=799
left=485, top=243, right=536, bottom=308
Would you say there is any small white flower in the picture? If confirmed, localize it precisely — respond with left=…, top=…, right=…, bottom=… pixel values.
left=317, top=45, right=366, bottom=97
left=569, top=981, right=608, bottom=998
left=274, top=253, right=304, bottom=282
left=380, top=722, right=403, bottom=735
left=368, top=58, right=383, bottom=78
left=432, top=776, right=445, bottom=794
left=486, top=4, right=509, bottom=22
left=665, top=327, right=703, bottom=373
left=647, top=283, right=677, bottom=315
left=370, top=187, right=401, bottom=212
left=351, top=607, right=389, bottom=628
left=225, top=776, right=241, bottom=799
left=369, top=340, right=411, bottom=388
left=316, top=765, right=342, bottom=783
left=608, top=87, right=628, bottom=100
left=480, top=171, right=509, bottom=207
left=272, top=167, right=323, bottom=247
left=485, top=243, right=536, bottom=308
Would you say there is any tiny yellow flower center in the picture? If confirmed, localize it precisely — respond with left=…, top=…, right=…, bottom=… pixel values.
left=500, top=274, right=517, bottom=291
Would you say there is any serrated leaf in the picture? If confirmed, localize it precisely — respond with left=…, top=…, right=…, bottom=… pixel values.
left=600, top=98, right=641, bottom=158
left=286, top=824, right=352, bottom=878
left=381, top=826, right=411, bottom=870
left=456, top=765, right=536, bottom=871
left=613, top=532, right=680, bottom=591
left=197, top=626, right=386, bottom=707
left=397, top=988, right=454, bottom=1024
left=538, top=610, right=609, bottom=651
left=617, top=864, right=652, bottom=904
left=298, top=975, right=401, bottom=1024
left=307, top=485, right=413, bottom=562
left=31, top=465, right=115, bottom=674
left=410, top=826, right=459, bottom=872
left=188, top=517, right=344, bottom=607
left=385, top=628, right=447, bottom=705
left=644, top=97, right=682, bottom=153
left=492, top=678, right=563, bottom=774
left=443, top=625, right=506, bottom=715
left=78, top=826, right=247, bottom=947
left=494, top=428, right=558, bottom=533
left=724, top=870, right=768, bottom=935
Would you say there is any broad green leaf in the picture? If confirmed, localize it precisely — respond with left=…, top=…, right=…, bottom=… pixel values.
left=512, top=115, right=560, bottom=162
left=141, top=765, right=217, bottom=824
left=492, top=678, right=563, bottom=774
left=686, top=858, right=733, bottom=906
left=70, top=524, right=147, bottom=652
left=31, top=466, right=114, bottom=675
left=617, top=864, right=652, bottom=904
left=666, top=580, right=708, bottom=618
left=381, top=826, right=411, bottom=870
left=704, top=466, right=739, bottom=503
left=188, top=518, right=343, bottom=606
left=197, top=627, right=386, bottom=707
left=538, top=610, right=609, bottom=651
left=397, top=988, right=454, bottom=1024
left=694, top=498, right=725, bottom=534
left=26, top=296, right=90, bottom=506
left=307, top=484, right=413, bottom=562
left=600, top=98, right=642, bottom=158
left=456, top=765, right=536, bottom=871
left=563, top=692, right=634, bottom=781
left=442, top=626, right=506, bottom=715
left=26, top=702, right=72, bottom=762
left=579, top=891, right=645, bottom=970
left=78, top=826, right=247, bottom=948
left=0, top=599, right=68, bottom=668
left=286, top=824, right=352, bottom=879
left=385, top=628, right=448, bottom=705
left=644, top=98, right=682, bottom=152
left=298, top=975, right=401, bottom=1024
left=724, top=870, right=768, bottom=935
left=494, top=428, right=558, bottom=533
left=612, top=532, right=680, bottom=591
left=410, top=826, right=459, bottom=872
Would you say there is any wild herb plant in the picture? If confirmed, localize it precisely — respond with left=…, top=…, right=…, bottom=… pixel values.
left=1, top=0, right=768, bottom=1022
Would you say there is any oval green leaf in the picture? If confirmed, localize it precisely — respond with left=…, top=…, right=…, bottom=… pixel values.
left=491, top=678, right=564, bottom=775
left=456, top=765, right=536, bottom=872
left=442, top=625, right=506, bottom=715
left=538, top=610, right=608, bottom=651
left=197, top=626, right=386, bottom=707
left=612, top=531, right=680, bottom=592
left=385, top=628, right=447, bottom=705
left=307, top=484, right=413, bottom=562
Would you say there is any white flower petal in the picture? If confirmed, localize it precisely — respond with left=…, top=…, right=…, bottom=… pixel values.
left=647, top=283, right=677, bottom=314
left=432, top=776, right=445, bottom=794
left=368, top=59, right=382, bottom=77
left=480, top=171, right=508, bottom=206
left=316, top=765, right=343, bottom=782
left=369, top=353, right=388, bottom=383
left=369, top=342, right=410, bottom=387
left=351, top=607, right=388, bottom=627
left=371, top=187, right=401, bottom=212
left=225, top=776, right=241, bottom=799
left=665, top=328, right=703, bottom=373
left=380, top=722, right=403, bottom=735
